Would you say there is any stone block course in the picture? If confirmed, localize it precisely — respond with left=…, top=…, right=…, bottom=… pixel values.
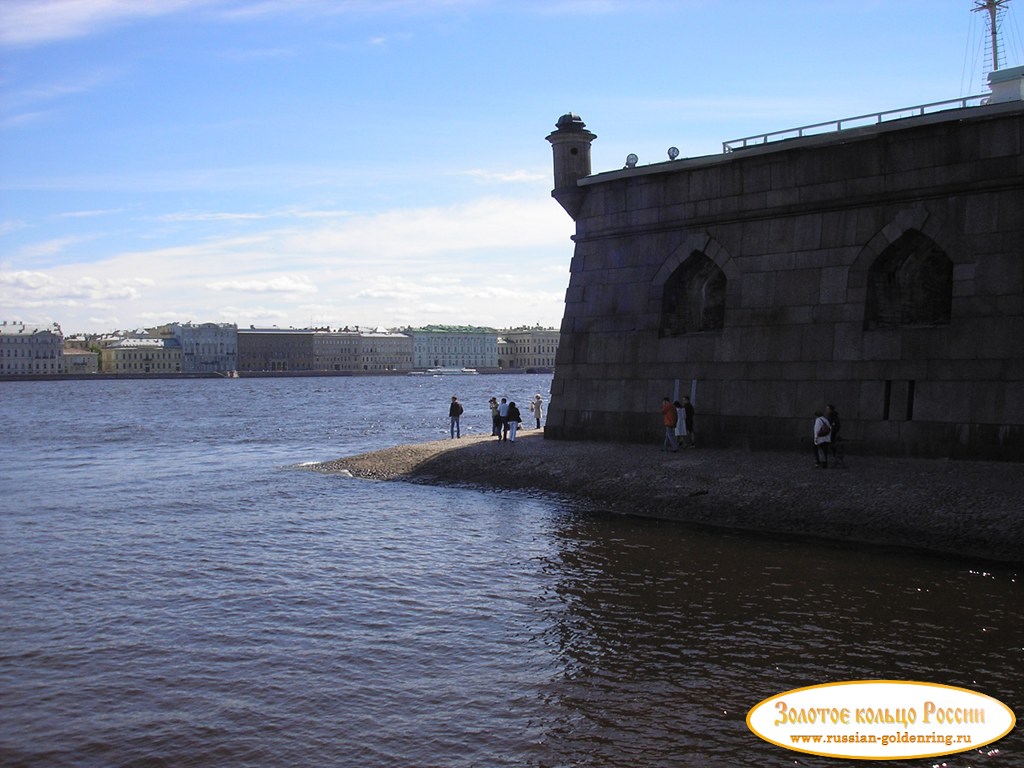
left=775, top=268, right=820, bottom=306
left=766, top=188, right=800, bottom=208
left=968, top=381, right=1011, bottom=423
left=978, top=121, right=1020, bottom=157
left=819, top=265, right=848, bottom=303
left=963, top=194, right=1003, bottom=234
left=845, top=175, right=886, bottom=199
left=740, top=271, right=774, bottom=308
left=996, top=294, right=1023, bottom=315
left=976, top=250, right=1024, bottom=294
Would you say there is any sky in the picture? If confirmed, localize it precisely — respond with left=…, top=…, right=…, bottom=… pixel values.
left=2, top=0, right=1022, bottom=335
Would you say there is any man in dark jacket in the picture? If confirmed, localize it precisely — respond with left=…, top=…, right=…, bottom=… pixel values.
left=449, top=396, right=464, bottom=438
left=681, top=396, right=696, bottom=447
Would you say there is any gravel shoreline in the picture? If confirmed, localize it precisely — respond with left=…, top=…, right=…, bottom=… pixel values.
left=312, top=431, right=1024, bottom=564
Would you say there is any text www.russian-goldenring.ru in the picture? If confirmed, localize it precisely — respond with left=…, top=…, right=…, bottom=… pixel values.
left=790, top=732, right=972, bottom=748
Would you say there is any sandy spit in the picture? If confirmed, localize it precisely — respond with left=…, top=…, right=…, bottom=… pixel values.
left=311, top=431, right=1024, bottom=564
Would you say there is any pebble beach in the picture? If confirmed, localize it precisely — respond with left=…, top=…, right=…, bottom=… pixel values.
left=314, top=431, right=1024, bottom=564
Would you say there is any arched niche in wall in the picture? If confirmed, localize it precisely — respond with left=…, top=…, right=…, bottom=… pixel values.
left=660, top=251, right=727, bottom=337
left=864, top=229, right=953, bottom=329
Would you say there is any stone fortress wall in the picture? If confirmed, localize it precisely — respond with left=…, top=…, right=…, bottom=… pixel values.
left=544, top=102, right=1024, bottom=460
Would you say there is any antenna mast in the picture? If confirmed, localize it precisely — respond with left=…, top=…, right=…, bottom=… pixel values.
left=973, top=0, right=1010, bottom=72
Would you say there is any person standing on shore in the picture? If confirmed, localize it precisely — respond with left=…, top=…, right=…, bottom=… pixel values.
left=529, top=394, right=544, bottom=429
left=506, top=401, right=522, bottom=442
left=498, top=397, right=510, bottom=441
left=813, top=409, right=832, bottom=468
left=681, top=396, right=696, bottom=447
left=449, top=396, right=464, bottom=439
left=488, top=397, right=501, bottom=437
left=661, top=397, right=679, bottom=452
left=825, top=403, right=844, bottom=467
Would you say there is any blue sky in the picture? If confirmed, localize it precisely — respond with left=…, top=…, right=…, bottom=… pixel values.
left=1, top=0, right=1020, bottom=334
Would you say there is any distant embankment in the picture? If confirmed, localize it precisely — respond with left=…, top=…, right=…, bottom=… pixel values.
left=0, top=368, right=548, bottom=383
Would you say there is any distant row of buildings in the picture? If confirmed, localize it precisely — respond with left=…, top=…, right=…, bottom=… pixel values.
left=0, top=321, right=560, bottom=376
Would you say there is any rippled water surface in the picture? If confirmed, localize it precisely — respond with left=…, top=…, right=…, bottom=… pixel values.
left=1, top=375, right=1021, bottom=767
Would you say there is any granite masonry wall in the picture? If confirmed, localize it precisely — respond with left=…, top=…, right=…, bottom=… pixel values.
left=545, top=102, right=1024, bottom=460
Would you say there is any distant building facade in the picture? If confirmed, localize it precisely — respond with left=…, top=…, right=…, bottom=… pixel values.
left=312, top=329, right=361, bottom=371
left=239, top=328, right=412, bottom=372
left=544, top=95, right=1024, bottom=460
left=63, top=334, right=93, bottom=351
left=238, top=329, right=315, bottom=371
left=499, top=327, right=560, bottom=370
left=62, top=348, right=99, bottom=374
left=0, top=320, right=532, bottom=378
left=0, top=321, right=64, bottom=375
left=100, top=338, right=182, bottom=373
left=406, top=326, right=499, bottom=369
left=356, top=330, right=413, bottom=372
left=159, top=322, right=238, bottom=373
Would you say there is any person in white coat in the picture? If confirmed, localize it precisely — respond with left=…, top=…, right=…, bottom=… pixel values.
left=813, top=410, right=832, bottom=468
left=528, top=394, right=544, bottom=429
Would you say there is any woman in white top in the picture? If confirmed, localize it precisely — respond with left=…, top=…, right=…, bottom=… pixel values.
left=813, top=410, right=832, bottom=468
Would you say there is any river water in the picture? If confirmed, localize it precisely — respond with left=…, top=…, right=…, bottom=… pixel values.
left=0, top=374, right=1020, bottom=767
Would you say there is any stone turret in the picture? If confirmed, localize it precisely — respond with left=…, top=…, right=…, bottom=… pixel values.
left=545, top=113, right=596, bottom=220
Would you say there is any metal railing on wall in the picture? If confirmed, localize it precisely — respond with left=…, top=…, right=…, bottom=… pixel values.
left=722, top=95, right=989, bottom=153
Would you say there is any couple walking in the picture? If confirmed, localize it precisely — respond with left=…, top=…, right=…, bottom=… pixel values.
left=661, top=396, right=695, bottom=452
left=813, top=403, right=843, bottom=468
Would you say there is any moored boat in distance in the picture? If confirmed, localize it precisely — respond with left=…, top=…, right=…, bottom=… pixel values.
left=425, top=367, right=479, bottom=375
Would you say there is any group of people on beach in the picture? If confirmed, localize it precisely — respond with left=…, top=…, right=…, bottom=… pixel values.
left=660, top=396, right=696, bottom=452
left=487, top=394, right=544, bottom=442
left=659, top=396, right=844, bottom=468
left=447, top=393, right=544, bottom=441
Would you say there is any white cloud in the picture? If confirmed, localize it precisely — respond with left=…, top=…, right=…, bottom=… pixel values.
left=273, top=195, right=569, bottom=262
left=216, top=0, right=486, bottom=22
left=86, top=313, right=122, bottom=326
left=160, top=211, right=272, bottom=223
left=0, top=0, right=526, bottom=49
left=157, top=206, right=353, bottom=223
left=0, top=192, right=574, bottom=332
left=0, top=0, right=218, bottom=47
left=1, top=68, right=123, bottom=134
left=352, top=275, right=456, bottom=302
left=206, top=275, right=318, bottom=294
left=217, top=305, right=290, bottom=322
left=0, top=268, right=153, bottom=303
left=60, top=208, right=125, bottom=218
left=0, top=220, right=28, bottom=236
left=0, top=0, right=496, bottom=48
left=219, top=46, right=295, bottom=62
left=1, top=270, right=52, bottom=291
left=15, top=235, right=94, bottom=260
left=1, top=110, right=53, bottom=127
left=457, top=168, right=548, bottom=183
